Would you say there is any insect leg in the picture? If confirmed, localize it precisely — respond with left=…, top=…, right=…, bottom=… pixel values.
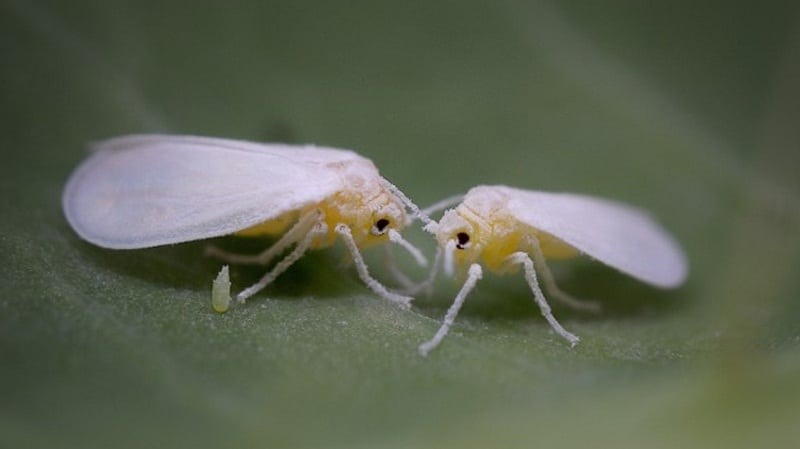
left=235, top=221, right=327, bottom=303
left=382, top=245, right=417, bottom=290
left=417, top=245, right=441, bottom=297
left=505, top=252, right=580, bottom=346
left=418, top=263, right=482, bottom=356
left=526, top=235, right=601, bottom=313
left=205, top=209, right=322, bottom=265
left=383, top=244, right=442, bottom=296
left=335, top=223, right=413, bottom=308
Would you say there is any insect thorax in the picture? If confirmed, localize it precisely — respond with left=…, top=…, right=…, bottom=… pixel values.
left=455, top=202, right=526, bottom=271
left=310, top=161, right=407, bottom=249
left=235, top=188, right=403, bottom=249
left=315, top=187, right=403, bottom=247
left=237, top=160, right=406, bottom=249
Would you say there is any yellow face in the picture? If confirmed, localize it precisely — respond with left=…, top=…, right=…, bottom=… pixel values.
left=435, top=208, right=484, bottom=271
left=359, top=198, right=407, bottom=248
left=313, top=189, right=406, bottom=249
left=435, top=206, right=529, bottom=273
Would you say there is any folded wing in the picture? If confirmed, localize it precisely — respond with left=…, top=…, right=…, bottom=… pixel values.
left=63, top=135, right=354, bottom=248
left=502, top=186, right=687, bottom=288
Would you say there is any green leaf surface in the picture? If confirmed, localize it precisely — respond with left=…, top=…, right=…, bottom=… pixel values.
left=2, top=1, right=799, bottom=448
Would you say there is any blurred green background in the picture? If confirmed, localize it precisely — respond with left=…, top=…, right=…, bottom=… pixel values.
left=2, top=1, right=799, bottom=448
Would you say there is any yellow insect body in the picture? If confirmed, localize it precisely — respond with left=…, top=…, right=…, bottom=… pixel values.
left=236, top=179, right=406, bottom=250
left=235, top=212, right=298, bottom=236
left=312, top=190, right=406, bottom=250
left=436, top=187, right=578, bottom=273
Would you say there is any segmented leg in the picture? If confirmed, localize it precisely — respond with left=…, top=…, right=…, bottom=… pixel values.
left=236, top=222, right=327, bottom=303
left=526, top=235, right=601, bottom=313
left=383, top=245, right=417, bottom=291
left=205, top=209, right=321, bottom=265
left=504, top=252, right=580, bottom=346
left=384, top=243, right=441, bottom=296
left=418, top=263, right=483, bottom=356
left=335, top=224, right=413, bottom=308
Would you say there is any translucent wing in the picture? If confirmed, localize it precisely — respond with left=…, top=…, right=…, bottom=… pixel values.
left=63, top=134, right=360, bottom=249
left=501, top=186, right=687, bottom=288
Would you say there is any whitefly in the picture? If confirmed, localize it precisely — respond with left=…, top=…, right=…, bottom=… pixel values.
left=62, top=134, right=432, bottom=312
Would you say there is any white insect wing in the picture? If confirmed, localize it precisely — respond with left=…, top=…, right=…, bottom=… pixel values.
left=500, top=186, right=688, bottom=288
left=63, top=135, right=359, bottom=249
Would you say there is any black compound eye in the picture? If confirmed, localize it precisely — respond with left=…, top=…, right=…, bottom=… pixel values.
left=375, top=218, right=390, bottom=233
left=456, top=232, right=470, bottom=249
